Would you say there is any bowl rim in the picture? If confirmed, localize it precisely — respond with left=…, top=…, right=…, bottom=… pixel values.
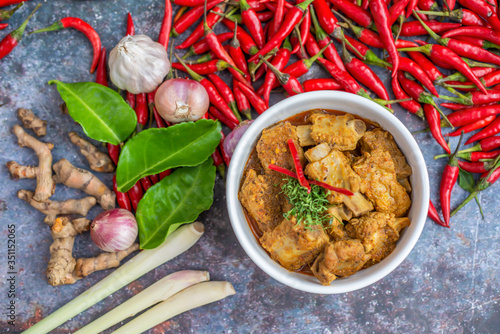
left=226, top=91, right=429, bottom=294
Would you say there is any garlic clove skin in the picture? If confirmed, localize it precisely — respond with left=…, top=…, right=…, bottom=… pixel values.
left=109, top=35, right=171, bottom=94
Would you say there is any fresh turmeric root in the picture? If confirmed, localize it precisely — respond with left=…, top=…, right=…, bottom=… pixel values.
left=7, top=125, right=55, bottom=202
left=53, top=159, right=116, bottom=210
left=47, top=217, right=139, bottom=286
left=17, top=189, right=97, bottom=225
left=17, top=108, right=47, bottom=137
left=68, top=132, right=115, bottom=173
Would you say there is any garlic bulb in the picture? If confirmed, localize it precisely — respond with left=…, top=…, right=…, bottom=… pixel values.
left=109, top=35, right=171, bottom=94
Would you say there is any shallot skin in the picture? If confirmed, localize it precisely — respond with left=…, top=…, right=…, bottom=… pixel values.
left=155, top=78, right=210, bottom=123
left=91, top=208, right=138, bottom=252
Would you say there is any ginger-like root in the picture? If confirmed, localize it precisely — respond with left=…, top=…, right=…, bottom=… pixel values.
left=17, top=108, right=47, bottom=137
left=17, top=189, right=97, bottom=225
left=7, top=125, right=55, bottom=202
left=53, top=159, right=116, bottom=210
left=68, top=132, right=115, bottom=173
left=47, top=217, right=138, bottom=286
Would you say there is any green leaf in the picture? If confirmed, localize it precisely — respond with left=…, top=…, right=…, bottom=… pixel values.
left=136, top=158, right=216, bottom=249
left=116, top=119, right=221, bottom=192
left=458, top=168, right=476, bottom=193
left=48, top=80, right=137, bottom=145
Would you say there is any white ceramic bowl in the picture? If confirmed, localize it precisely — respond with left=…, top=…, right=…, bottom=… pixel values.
left=226, top=91, right=429, bottom=294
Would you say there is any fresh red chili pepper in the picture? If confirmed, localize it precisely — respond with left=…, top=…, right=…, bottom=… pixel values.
left=222, top=18, right=259, bottom=55
left=174, top=6, right=188, bottom=23
left=440, top=68, right=497, bottom=85
left=369, top=0, right=398, bottom=77
left=139, top=176, right=153, bottom=193
left=414, top=14, right=500, bottom=69
left=305, top=33, right=322, bottom=58
left=209, top=106, right=237, bottom=129
left=310, top=7, right=345, bottom=71
left=396, top=20, right=461, bottom=36
left=239, top=0, right=265, bottom=49
left=0, top=2, right=22, bottom=21
left=261, top=38, right=292, bottom=106
left=153, top=105, right=167, bottom=128
left=175, top=4, right=224, bottom=49
left=159, top=169, right=172, bottom=180
left=127, top=181, right=144, bottom=211
left=424, top=104, right=451, bottom=154
left=233, top=79, right=252, bottom=120
left=458, top=160, right=489, bottom=174
left=453, top=36, right=500, bottom=51
left=312, top=0, right=339, bottom=36
left=398, top=43, right=489, bottom=95
left=391, top=76, right=424, bottom=118
left=417, top=9, right=488, bottom=26
left=465, top=118, right=500, bottom=145
left=389, top=0, right=411, bottom=25
left=207, top=73, right=241, bottom=122
left=134, top=93, right=148, bottom=127
left=447, top=116, right=496, bottom=137
left=229, top=23, right=250, bottom=79
left=95, top=47, right=108, bottom=86
left=296, top=0, right=310, bottom=55
left=428, top=199, right=447, bottom=227
left=268, top=164, right=354, bottom=196
left=287, top=139, right=310, bottom=192
left=171, top=0, right=221, bottom=36
left=126, top=12, right=135, bottom=35
left=182, top=32, right=233, bottom=58
left=0, top=23, right=7, bottom=30
left=444, top=105, right=500, bottom=127
left=270, top=0, right=285, bottom=36
left=457, top=0, right=500, bottom=31
left=248, top=0, right=314, bottom=62
left=442, top=27, right=500, bottom=47
left=303, top=78, right=343, bottom=92
left=219, top=131, right=231, bottom=166
left=31, top=15, right=101, bottom=73
left=330, top=0, right=375, bottom=29
left=235, top=81, right=267, bottom=114
left=457, top=150, right=500, bottom=162
left=105, top=144, right=120, bottom=167
left=282, top=42, right=331, bottom=80
left=406, top=0, right=419, bottom=17
left=173, top=59, right=241, bottom=75
left=461, top=136, right=500, bottom=153
left=1, top=5, right=39, bottom=60
left=260, top=56, right=304, bottom=96
left=342, top=43, right=390, bottom=103
left=113, top=175, right=133, bottom=211
left=418, top=0, right=439, bottom=12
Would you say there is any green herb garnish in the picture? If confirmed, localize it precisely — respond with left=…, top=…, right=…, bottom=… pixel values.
left=281, top=177, right=331, bottom=229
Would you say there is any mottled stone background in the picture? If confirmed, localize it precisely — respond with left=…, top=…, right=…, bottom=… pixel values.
left=0, top=1, right=498, bottom=333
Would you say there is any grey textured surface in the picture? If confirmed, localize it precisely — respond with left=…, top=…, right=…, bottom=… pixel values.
left=0, top=1, right=498, bottom=333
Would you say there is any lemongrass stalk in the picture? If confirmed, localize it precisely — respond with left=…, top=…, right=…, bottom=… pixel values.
left=112, top=281, right=236, bottom=334
left=23, top=222, right=204, bottom=334
left=75, top=270, right=210, bottom=334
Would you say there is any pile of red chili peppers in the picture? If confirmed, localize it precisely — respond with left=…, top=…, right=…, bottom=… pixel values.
left=2, top=0, right=500, bottom=226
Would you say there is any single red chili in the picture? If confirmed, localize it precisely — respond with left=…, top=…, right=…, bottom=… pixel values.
left=270, top=0, right=285, bottom=36
left=175, top=4, right=224, bottom=49
left=406, top=0, right=419, bottom=17
left=424, top=104, right=451, bottom=154
left=106, top=144, right=120, bottom=167
left=396, top=20, right=461, bottom=36
left=342, top=42, right=391, bottom=103
left=444, top=105, right=500, bottom=128
left=113, top=175, right=133, bottom=211
left=428, top=199, right=447, bottom=227
left=233, top=79, right=252, bottom=120
left=134, top=93, right=148, bottom=127
left=222, top=18, right=259, bottom=55
left=310, top=7, right=345, bottom=71
left=453, top=36, right=500, bottom=52
left=139, top=176, right=153, bottom=193
left=31, top=15, right=101, bottom=73
left=465, top=118, right=500, bottom=145
left=153, top=107, right=167, bottom=128
left=171, top=0, right=221, bottom=36
left=369, top=0, right=398, bottom=77
left=172, top=59, right=241, bottom=75
left=312, top=0, right=339, bottom=36
left=239, top=0, right=265, bottom=49
left=209, top=106, right=238, bottom=129
left=182, top=32, right=233, bottom=58
left=229, top=23, right=250, bottom=79
left=207, top=73, right=241, bottom=122
left=458, top=160, right=490, bottom=174
left=268, top=163, right=354, bottom=196
left=126, top=12, right=135, bottom=35
left=303, top=78, right=343, bottom=92
left=398, top=43, right=489, bottom=95
left=391, top=76, right=424, bottom=118
left=260, top=56, right=304, bottom=96
left=330, top=0, right=375, bottom=29
left=0, top=2, right=22, bottom=21
left=296, top=0, right=310, bottom=55
left=235, top=81, right=267, bottom=114
left=127, top=181, right=144, bottom=211
left=261, top=38, right=292, bottom=106
left=457, top=150, right=500, bottom=162
left=287, top=139, right=310, bottom=192
left=0, top=23, right=7, bottom=30
left=248, top=0, right=315, bottom=62
left=95, top=47, right=107, bottom=86
left=457, top=0, right=500, bottom=31
left=389, top=0, right=411, bottom=25
left=219, top=131, right=231, bottom=166
left=417, top=9, right=488, bottom=26
left=413, top=14, right=500, bottom=69
left=305, top=33, right=322, bottom=59
left=442, top=27, right=500, bottom=47
left=461, top=136, right=500, bottom=153
left=447, top=116, right=496, bottom=137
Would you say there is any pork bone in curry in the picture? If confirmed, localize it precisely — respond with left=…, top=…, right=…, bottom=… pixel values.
left=239, top=109, right=412, bottom=286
